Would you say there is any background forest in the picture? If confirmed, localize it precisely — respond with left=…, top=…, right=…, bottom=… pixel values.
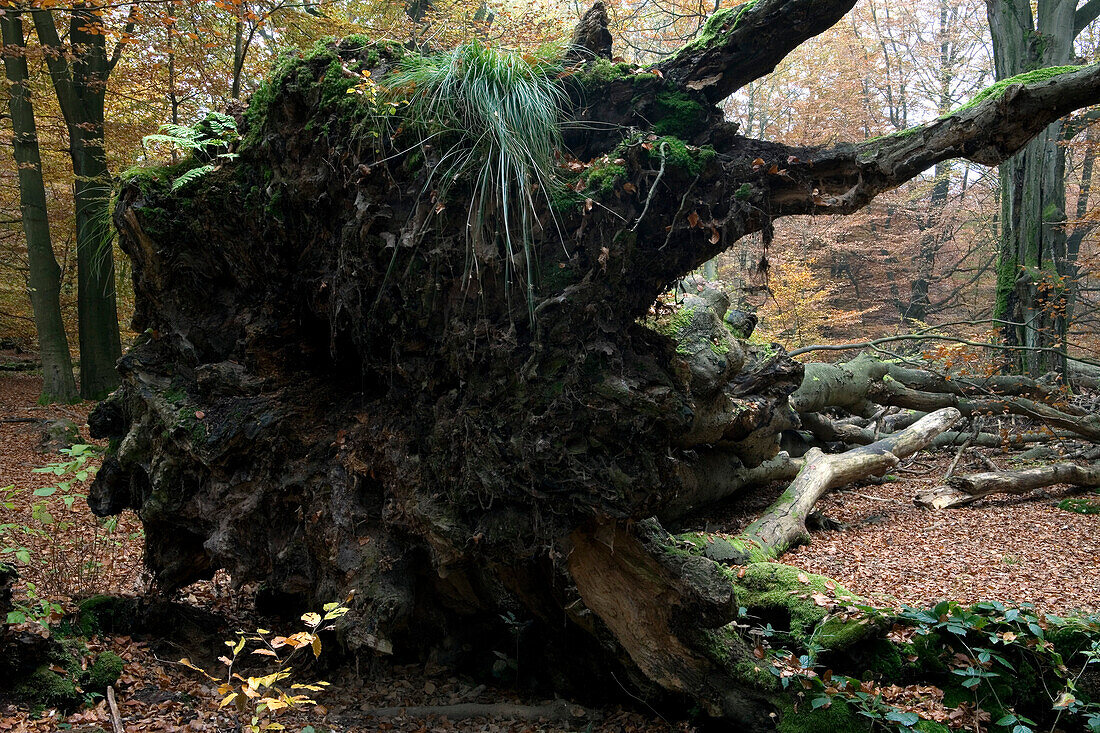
left=2, top=0, right=1097, bottom=376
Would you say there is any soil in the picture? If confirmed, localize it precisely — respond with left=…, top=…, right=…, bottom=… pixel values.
left=1, top=371, right=1097, bottom=732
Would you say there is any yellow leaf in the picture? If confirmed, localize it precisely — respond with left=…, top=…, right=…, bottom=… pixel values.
left=219, top=692, right=239, bottom=708
left=300, top=611, right=322, bottom=627
left=312, top=635, right=322, bottom=658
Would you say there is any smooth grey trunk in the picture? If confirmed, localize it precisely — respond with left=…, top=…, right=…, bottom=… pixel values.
left=0, top=11, right=77, bottom=403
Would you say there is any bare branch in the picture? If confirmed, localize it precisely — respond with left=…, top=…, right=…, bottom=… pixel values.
left=656, top=0, right=858, bottom=104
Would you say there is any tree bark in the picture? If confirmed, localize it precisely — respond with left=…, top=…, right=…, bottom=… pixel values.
left=0, top=10, right=77, bottom=403
left=32, top=7, right=121, bottom=400
left=988, top=0, right=1081, bottom=375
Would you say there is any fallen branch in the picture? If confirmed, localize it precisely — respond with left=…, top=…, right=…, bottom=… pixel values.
left=914, top=462, right=1100, bottom=509
left=106, top=686, right=124, bottom=733
left=662, top=450, right=802, bottom=520
left=702, top=407, right=961, bottom=564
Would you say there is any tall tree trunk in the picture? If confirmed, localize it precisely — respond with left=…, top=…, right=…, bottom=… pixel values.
left=988, top=0, right=1091, bottom=375
left=0, top=10, right=78, bottom=403
left=32, top=6, right=122, bottom=399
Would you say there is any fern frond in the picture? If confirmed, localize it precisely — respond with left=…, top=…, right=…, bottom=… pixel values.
left=170, top=164, right=215, bottom=191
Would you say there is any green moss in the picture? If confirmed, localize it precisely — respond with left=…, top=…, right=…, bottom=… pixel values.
left=584, top=162, right=627, bottom=195
left=736, top=563, right=869, bottom=648
left=84, top=651, right=123, bottom=695
left=651, top=90, right=707, bottom=138
left=735, top=182, right=753, bottom=199
left=774, top=695, right=869, bottom=733
left=1057, top=495, right=1100, bottom=514
left=667, top=1, right=758, bottom=62
left=17, top=666, right=81, bottom=710
left=655, top=305, right=695, bottom=338
left=901, top=631, right=948, bottom=674
left=950, top=65, right=1082, bottom=114
left=575, top=58, right=638, bottom=85
left=914, top=721, right=950, bottom=733
left=643, top=136, right=716, bottom=175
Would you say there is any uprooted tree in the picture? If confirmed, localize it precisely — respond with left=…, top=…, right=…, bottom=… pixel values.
left=85, top=0, right=1100, bottom=726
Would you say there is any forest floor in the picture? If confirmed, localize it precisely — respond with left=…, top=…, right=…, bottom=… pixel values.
left=1, top=370, right=1098, bottom=732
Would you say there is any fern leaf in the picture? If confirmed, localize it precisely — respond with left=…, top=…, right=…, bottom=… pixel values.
left=170, top=164, right=215, bottom=191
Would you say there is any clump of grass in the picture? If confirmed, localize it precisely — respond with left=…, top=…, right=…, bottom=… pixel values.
left=385, top=42, right=567, bottom=322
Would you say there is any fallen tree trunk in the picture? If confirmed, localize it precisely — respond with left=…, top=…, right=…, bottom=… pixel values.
left=914, top=462, right=1100, bottom=508
left=697, top=408, right=961, bottom=564
left=790, top=353, right=1100, bottom=443
left=84, top=1, right=1100, bottom=723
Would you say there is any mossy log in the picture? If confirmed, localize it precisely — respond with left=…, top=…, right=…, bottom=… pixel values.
left=84, top=0, right=1100, bottom=724
left=914, top=461, right=1100, bottom=508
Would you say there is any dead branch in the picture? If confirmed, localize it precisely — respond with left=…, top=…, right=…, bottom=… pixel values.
left=914, top=462, right=1100, bottom=509
left=707, top=408, right=961, bottom=564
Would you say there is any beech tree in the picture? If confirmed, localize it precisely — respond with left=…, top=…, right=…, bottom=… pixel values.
left=87, top=0, right=1100, bottom=725
left=989, top=0, right=1100, bottom=374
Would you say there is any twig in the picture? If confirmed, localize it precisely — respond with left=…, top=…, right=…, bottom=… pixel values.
left=975, top=452, right=1000, bottom=472
left=944, top=436, right=974, bottom=481
left=854, top=493, right=901, bottom=503
left=659, top=175, right=700, bottom=250
left=106, top=686, right=124, bottom=733
left=631, top=141, right=668, bottom=231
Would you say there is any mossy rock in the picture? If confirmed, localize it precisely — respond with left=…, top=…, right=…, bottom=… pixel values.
left=83, top=651, right=124, bottom=695
left=15, top=665, right=81, bottom=711
left=76, top=595, right=141, bottom=637
left=774, top=695, right=869, bottom=733
left=736, top=563, right=871, bottom=648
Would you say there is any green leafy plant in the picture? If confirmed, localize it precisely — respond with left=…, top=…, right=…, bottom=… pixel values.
left=179, top=599, right=351, bottom=732
left=743, top=594, right=1095, bottom=730
left=142, top=111, right=240, bottom=190
left=5, top=580, right=64, bottom=625
left=1, top=445, right=129, bottom=607
left=385, top=42, right=567, bottom=320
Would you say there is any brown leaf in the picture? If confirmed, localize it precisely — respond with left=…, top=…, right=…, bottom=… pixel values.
left=687, top=211, right=700, bottom=228
left=622, top=182, right=637, bottom=193
left=709, top=226, right=720, bottom=245
left=797, top=572, right=810, bottom=584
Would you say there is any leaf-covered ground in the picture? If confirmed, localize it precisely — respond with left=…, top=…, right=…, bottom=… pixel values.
left=1, top=370, right=1098, bottom=731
